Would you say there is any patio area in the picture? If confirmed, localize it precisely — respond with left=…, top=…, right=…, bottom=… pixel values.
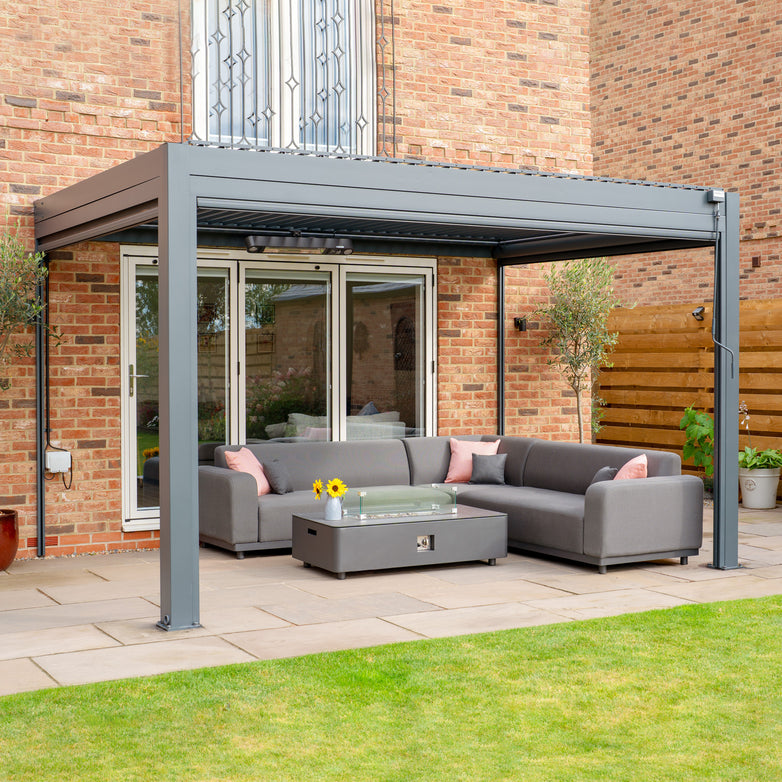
left=2, top=503, right=782, bottom=697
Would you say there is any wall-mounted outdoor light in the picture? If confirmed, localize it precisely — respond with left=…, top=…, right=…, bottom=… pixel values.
left=244, top=235, right=353, bottom=254
left=691, top=306, right=705, bottom=321
left=513, top=317, right=528, bottom=332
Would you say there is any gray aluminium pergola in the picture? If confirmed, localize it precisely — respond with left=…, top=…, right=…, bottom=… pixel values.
left=34, top=143, right=740, bottom=630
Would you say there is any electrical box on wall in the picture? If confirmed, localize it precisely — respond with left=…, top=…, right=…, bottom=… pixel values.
left=45, top=451, right=72, bottom=474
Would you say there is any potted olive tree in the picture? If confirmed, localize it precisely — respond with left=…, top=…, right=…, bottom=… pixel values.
left=0, top=229, right=57, bottom=569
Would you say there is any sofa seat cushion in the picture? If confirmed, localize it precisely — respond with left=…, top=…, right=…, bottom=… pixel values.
left=257, top=491, right=324, bottom=543
left=453, top=485, right=586, bottom=555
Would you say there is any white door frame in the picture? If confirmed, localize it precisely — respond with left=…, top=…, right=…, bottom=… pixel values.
left=120, top=246, right=436, bottom=530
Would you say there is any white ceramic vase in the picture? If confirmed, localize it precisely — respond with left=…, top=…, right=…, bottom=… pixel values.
left=739, top=467, right=781, bottom=510
left=324, top=495, right=343, bottom=521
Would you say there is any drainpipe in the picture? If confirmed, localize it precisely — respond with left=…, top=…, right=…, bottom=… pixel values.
left=497, top=263, right=505, bottom=436
left=34, top=273, right=46, bottom=557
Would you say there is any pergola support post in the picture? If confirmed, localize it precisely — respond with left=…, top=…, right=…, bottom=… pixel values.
left=711, top=191, right=740, bottom=570
left=157, top=145, right=201, bottom=629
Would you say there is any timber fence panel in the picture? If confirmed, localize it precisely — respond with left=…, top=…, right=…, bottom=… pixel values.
left=596, top=300, right=782, bottom=480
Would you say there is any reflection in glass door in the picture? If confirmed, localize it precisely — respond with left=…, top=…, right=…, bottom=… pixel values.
left=344, top=272, right=426, bottom=439
left=126, top=263, right=230, bottom=523
left=242, top=270, right=331, bottom=441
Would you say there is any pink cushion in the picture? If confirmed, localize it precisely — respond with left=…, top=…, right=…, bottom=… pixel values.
left=224, top=447, right=271, bottom=496
left=614, top=454, right=648, bottom=480
left=445, top=438, right=501, bottom=483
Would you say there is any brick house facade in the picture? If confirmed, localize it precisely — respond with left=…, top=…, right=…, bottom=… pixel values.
left=0, top=0, right=759, bottom=560
left=591, top=0, right=780, bottom=306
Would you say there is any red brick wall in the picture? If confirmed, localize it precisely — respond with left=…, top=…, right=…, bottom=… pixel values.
left=1, top=1, right=594, bottom=558
left=591, top=0, right=781, bottom=304
left=394, top=0, right=592, bottom=171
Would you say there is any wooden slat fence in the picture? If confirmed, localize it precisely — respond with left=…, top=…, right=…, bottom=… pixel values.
left=596, top=300, right=782, bottom=479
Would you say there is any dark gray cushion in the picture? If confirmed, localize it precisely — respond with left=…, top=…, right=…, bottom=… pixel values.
left=470, top=453, right=506, bottom=484
left=262, top=459, right=293, bottom=494
left=358, top=400, right=379, bottom=415
left=591, top=466, right=618, bottom=484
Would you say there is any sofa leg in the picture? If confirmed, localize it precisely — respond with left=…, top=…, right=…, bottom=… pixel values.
left=598, top=565, right=607, bottom=574
left=680, top=556, right=688, bottom=565
left=236, top=551, right=245, bottom=560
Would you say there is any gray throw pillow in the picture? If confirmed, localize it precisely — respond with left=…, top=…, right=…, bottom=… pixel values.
left=358, top=400, right=379, bottom=416
left=262, top=460, right=293, bottom=494
left=470, top=453, right=506, bottom=485
left=591, top=466, right=618, bottom=484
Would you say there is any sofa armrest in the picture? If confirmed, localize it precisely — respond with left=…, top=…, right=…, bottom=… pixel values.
left=198, top=466, right=259, bottom=545
left=583, top=475, right=704, bottom=559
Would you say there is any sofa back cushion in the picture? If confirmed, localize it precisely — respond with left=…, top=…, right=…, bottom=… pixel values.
left=402, top=435, right=535, bottom=486
left=215, top=439, right=411, bottom=491
left=523, top=440, right=680, bottom=495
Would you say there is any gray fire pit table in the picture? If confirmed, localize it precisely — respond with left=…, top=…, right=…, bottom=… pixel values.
left=292, top=488, right=507, bottom=579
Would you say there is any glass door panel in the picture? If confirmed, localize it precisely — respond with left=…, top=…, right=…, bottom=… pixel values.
left=129, top=264, right=230, bottom=518
left=344, top=272, right=425, bottom=439
left=133, top=268, right=160, bottom=511
left=243, top=270, right=331, bottom=441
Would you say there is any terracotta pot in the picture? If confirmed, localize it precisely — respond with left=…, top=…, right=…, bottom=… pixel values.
left=0, top=508, right=19, bottom=571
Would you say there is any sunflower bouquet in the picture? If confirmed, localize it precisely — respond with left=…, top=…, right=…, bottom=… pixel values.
left=312, top=478, right=349, bottom=500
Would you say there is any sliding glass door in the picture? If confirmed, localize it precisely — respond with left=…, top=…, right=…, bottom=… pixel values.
left=122, top=252, right=434, bottom=529
left=343, top=270, right=427, bottom=439
left=242, top=269, right=332, bottom=441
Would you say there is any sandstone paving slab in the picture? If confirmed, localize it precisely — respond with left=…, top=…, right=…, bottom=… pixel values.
left=34, top=636, right=257, bottom=687
left=737, top=522, right=782, bottom=537
left=0, top=597, right=158, bottom=634
left=260, top=592, right=440, bottom=626
left=649, top=575, right=782, bottom=603
left=86, top=561, right=161, bottom=581
left=286, top=571, right=448, bottom=600
left=641, top=561, right=747, bottom=581
left=524, top=567, right=687, bottom=596
left=748, top=564, right=782, bottom=579
left=199, top=583, right=311, bottom=610
left=225, top=617, right=422, bottom=660
left=0, top=624, right=121, bottom=662
left=0, top=658, right=58, bottom=696
left=396, top=579, right=570, bottom=609
left=737, top=544, right=782, bottom=566
left=199, top=563, right=323, bottom=589
left=421, top=559, right=585, bottom=586
left=526, top=588, right=691, bottom=621
left=0, top=587, right=59, bottom=612
left=384, top=602, right=571, bottom=639
left=737, top=535, right=782, bottom=551
left=39, top=578, right=161, bottom=605
left=96, top=617, right=212, bottom=645
left=0, top=570, right=109, bottom=591
left=198, top=606, right=291, bottom=635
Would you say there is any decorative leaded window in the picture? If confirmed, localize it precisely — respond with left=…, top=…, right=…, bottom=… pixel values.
left=191, top=0, right=376, bottom=154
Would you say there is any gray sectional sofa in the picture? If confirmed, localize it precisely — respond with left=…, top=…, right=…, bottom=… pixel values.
left=198, top=435, right=703, bottom=572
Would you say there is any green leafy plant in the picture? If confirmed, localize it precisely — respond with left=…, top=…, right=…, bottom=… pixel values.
left=679, top=405, right=714, bottom=477
left=535, top=258, right=621, bottom=443
left=0, top=230, right=62, bottom=390
left=737, top=402, right=782, bottom=469
left=738, top=446, right=782, bottom=470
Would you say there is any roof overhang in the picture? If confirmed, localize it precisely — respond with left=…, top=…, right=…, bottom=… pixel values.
left=34, top=143, right=719, bottom=262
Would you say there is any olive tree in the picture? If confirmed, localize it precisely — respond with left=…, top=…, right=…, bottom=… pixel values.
left=0, top=230, right=59, bottom=390
left=535, top=257, right=620, bottom=443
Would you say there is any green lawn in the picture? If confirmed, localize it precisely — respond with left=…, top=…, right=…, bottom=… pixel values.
left=3, top=597, right=782, bottom=781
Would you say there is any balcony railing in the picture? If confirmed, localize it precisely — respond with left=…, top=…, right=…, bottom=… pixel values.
left=189, top=0, right=396, bottom=157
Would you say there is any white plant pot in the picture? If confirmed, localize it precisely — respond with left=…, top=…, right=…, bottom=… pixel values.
left=739, top=467, right=781, bottom=510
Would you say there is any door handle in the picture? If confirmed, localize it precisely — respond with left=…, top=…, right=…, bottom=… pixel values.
left=129, top=364, right=149, bottom=397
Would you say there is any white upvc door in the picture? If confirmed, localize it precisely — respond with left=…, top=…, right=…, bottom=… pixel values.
left=121, top=249, right=435, bottom=530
